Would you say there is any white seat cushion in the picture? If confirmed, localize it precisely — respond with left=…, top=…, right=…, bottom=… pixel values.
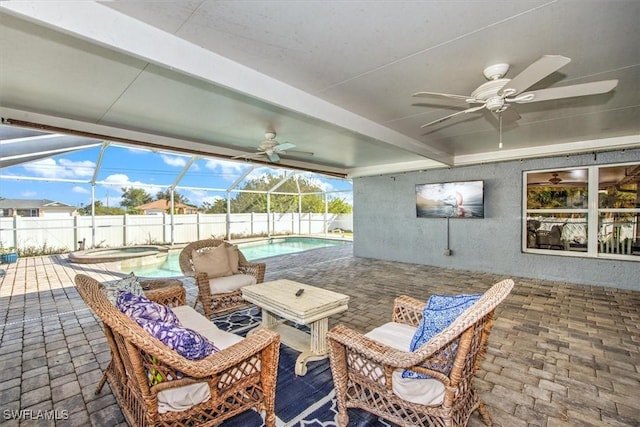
left=365, top=322, right=445, bottom=406
left=209, top=274, right=257, bottom=294
left=157, top=382, right=211, bottom=414
left=156, top=306, right=243, bottom=413
left=172, top=306, right=243, bottom=349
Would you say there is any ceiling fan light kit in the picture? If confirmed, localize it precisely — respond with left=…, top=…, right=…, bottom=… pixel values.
left=482, top=63, right=510, bottom=81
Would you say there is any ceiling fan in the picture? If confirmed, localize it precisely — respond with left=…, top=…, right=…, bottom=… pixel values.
left=413, top=55, right=618, bottom=128
left=549, top=173, right=563, bottom=185
left=233, top=132, right=313, bottom=163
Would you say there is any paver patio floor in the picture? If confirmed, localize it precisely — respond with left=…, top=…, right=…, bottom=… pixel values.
left=0, top=243, right=638, bottom=426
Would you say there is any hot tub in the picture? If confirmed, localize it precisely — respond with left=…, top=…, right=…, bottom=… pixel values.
left=68, top=245, right=169, bottom=268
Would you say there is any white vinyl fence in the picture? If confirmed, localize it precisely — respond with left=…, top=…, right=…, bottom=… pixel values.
left=0, top=213, right=353, bottom=251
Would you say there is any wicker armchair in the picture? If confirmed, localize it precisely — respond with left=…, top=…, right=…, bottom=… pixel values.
left=179, top=239, right=266, bottom=317
left=327, top=279, right=514, bottom=427
left=75, top=273, right=280, bottom=427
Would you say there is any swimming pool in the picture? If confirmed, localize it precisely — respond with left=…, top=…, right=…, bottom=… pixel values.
left=128, top=237, right=348, bottom=278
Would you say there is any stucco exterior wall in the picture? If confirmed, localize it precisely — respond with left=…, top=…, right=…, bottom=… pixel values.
left=353, top=148, right=640, bottom=290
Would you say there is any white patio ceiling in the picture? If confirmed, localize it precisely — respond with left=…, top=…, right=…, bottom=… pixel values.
left=0, top=1, right=639, bottom=179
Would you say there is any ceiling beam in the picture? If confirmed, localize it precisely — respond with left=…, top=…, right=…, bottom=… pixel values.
left=1, top=108, right=349, bottom=177
left=0, top=1, right=453, bottom=166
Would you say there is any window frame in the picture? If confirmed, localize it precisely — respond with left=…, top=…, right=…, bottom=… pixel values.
left=522, top=162, right=639, bottom=261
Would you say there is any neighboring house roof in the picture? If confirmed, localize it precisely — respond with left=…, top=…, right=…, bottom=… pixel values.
left=135, top=199, right=197, bottom=211
left=0, top=199, right=75, bottom=209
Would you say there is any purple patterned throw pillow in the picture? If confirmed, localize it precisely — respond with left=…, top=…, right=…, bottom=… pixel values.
left=116, top=292, right=218, bottom=360
left=402, top=293, right=481, bottom=379
left=116, top=291, right=179, bottom=324
left=135, top=318, right=219, bottom=360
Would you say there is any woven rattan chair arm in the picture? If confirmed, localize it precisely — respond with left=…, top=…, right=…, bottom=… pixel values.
left=144, top=286, right=186, bottom=307
left=199, top=328, right=280, bottom=373
left=238, top=262, right=266, bottom=283
left=194, top=271, right=212, bottom=296
left=391, top=295, right=426, bottom=326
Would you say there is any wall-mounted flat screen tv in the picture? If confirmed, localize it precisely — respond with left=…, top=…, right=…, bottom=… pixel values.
left=416, top=180, right=484, bottom=218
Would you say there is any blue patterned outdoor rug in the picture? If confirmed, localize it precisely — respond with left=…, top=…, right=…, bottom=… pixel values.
left=212, top=307, right=393, bottom=427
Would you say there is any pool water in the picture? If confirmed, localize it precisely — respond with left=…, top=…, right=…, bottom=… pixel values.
left=131, top=237, right=347, bottom=278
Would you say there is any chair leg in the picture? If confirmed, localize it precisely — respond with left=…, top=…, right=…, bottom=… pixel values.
left=337, top=411, right=349, bottom=427
left=95, top=362, right=110, bottom=394
left=477, top=401, right=493, bottom=426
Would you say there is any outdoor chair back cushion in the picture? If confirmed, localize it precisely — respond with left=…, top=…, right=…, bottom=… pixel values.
left=192, top=245, right=234, bottom=278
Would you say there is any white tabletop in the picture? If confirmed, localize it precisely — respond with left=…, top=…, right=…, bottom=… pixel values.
left=242, top=279, right=349, bottom=324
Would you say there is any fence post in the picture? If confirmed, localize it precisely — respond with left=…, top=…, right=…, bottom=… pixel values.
left=163, top=213, right=167, bottom=244
left=123, top=214, right=128, bottom=246
left=197, top=212, right=201, bottom=241
left=73, top=215, right=79, bottom=250
left=13, top=216, right=18, bottom=249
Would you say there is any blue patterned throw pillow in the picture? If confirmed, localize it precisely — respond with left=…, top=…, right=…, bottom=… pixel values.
left=116, top=291, right=219, bottom=360
left=402, top=293, right=481, bottom=379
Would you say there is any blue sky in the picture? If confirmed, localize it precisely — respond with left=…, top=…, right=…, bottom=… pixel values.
left=0, top=144, right=353, bottom=209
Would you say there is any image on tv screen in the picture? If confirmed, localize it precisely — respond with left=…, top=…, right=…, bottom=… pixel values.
left=416, top=180, right=484, bottom=218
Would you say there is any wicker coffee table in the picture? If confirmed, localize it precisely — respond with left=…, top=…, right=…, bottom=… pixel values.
left=242, top=279, right=349, bottom=375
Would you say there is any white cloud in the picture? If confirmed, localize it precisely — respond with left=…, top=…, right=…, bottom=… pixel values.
left=72, top=186, right=89, bottom=194
left=181, top=189, right=226, bottom=207
left=22, top=158, right=95, bottom=179
left=204, top=159, right=249, bottom=180
left=21, top=190, right=37, bottom=197
left=102, top=174, right=132, bottom=186
left=100, top=174, right=166, bottom=200
left=161, top=154, right=188, bottom=168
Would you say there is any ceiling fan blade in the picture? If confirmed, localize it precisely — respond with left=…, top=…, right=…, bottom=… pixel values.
left=499, top=55, right=571, bottom=97
left=420, top=104, right=485, bottom=128
left=511, top=79, right=618, bottom=103
left=231, top=151, right=264, bottom=160
left=413, top=91, right=475, bottom=102
left=267, top=152, right=280, bottom=162
left=286, top=150, right=314, bottom=156
left=274, top=142, right=296, bottom=152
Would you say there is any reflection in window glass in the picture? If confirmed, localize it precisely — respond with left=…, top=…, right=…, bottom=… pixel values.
left=526, top=169, right=588, bottom=209
left=598, top=213, right=638, bottom=255
left=599, top=165, right=640, bottom=209
left=526, top=213, right=587, bottom=251
left=598, top=165, right=640, bottom=256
